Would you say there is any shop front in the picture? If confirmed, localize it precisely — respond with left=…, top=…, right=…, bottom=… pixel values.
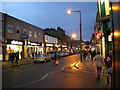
left=6, top=39, right=23, bottom=60
left=62, top=45, right=68, bottom=52
left=46, top=43, right=54, bottom=53
left=27, top=41, right=44, bottom=58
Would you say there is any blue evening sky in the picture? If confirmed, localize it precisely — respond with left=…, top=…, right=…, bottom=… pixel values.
left=1, top=2, right=97, bottom=41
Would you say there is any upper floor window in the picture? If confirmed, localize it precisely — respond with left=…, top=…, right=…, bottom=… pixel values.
left=38, top=33, right=41, bottom=37
left=16, top=27, right=20, bottom=34
left=29, top=31, right=32, bottom=37
left=34, top=32, right=37, bottom=38
left=8, top=24, right=13, bottom=33
left=23, top=29, right=27, bottom=34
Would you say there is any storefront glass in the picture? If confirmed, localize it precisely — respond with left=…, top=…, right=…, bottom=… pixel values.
left=6, top=44, right=22, bottom=60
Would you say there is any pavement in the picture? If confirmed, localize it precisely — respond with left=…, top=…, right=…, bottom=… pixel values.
left=72, top=59, right=111, bottom=88
left=2, top=58, right=34, bottom=69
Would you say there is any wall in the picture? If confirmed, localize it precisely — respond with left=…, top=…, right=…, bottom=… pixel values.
left=111, top=2, right=120, bottom=89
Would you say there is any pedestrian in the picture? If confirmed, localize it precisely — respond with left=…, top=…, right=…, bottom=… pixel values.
left=93, top=50, right=96, bottom=58
left=15, top=51, right=19, bottom=64
left=54, top=51, right=58, bottom=65
left=31, top=52, right=34, bottom=59
left=91, top=51, right=105, bottom=80
left=91, top=50, right=96, bottom=61
left=104, top=50, right=112, bottom=84
left=20, top=51, right=23, bottom=60
left=83, top=50, right=88, bottom=61
left=11, top=50, right=15, bottom=63
left=7, top=47, right=12, bottom=61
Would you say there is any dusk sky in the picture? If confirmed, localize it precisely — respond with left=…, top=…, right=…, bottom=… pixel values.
left=1, top=2, right=97, bottom=41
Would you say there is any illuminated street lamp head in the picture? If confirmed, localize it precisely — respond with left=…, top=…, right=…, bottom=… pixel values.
left=67, top=10, right=72, bottom=14
left=71, top=33, right=77, bottom=39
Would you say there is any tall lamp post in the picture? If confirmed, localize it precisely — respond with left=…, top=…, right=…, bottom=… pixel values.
left=67, top=10, right=83, bottom=62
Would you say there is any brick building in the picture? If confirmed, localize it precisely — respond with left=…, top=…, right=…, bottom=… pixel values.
left=2, top=13, right=44, bottom=60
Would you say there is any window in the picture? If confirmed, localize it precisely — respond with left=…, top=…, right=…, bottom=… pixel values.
left=23, top=29, right=27, bottom=34
left=29, top=31, right=32, bottom=37
left=8, top=24, right=13, bottom=33
left=34, top=32, right=37, bottom=38
left=16, top=27, right=20, bottom=34
left=38, top=33, right=41, bottom=37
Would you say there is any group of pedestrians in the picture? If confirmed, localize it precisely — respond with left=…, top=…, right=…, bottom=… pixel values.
left=82, top=49, right=112, bottom=81
left=7, top=47, right=21, bottom=64
left=83, top=49, right=96, bottom=62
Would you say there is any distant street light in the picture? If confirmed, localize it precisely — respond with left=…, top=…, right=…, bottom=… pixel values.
left=71, top=33, right=77, bottom=39
left=67, top=9, right=83, bottom=62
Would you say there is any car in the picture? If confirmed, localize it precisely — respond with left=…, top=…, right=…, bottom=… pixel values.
left=47, top=51, right=61, bottom=59
left=59, top=51, right=69, bottom=57
left=69, top=51, right=74, bottom=55
left=47, top=51, right=56, bottom=59
left=34, top=53, right=51, bottom=63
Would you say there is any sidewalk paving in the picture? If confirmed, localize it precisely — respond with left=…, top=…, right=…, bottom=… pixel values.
left=2, top=59, right=34, bottom=69
left=73, top=59, right=111, bottom=88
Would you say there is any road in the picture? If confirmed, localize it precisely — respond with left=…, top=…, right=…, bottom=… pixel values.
left=3, top=54, right=108, bottom=88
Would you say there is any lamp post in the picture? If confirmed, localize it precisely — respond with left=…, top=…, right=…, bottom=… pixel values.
left=67, top=10, right=83, bottom=62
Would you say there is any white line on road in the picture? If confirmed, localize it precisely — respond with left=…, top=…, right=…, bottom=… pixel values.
left=61, top=66, right=66, bottom=71
left=14, top=79, right=41, bottom=88
left=41, top=74, right=48, bottom=80
left=48, top=70, right=61, bottom=74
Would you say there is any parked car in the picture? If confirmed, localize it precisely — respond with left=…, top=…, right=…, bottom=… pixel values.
left=69, top=51, right=74, bottom=55
left=47, top=51, right=61, bottom=59
left=59, top=51, right=69, bottom=57
left=47, top=51, right=56, bottom=59
left=34, top=53, right=51, bottom=63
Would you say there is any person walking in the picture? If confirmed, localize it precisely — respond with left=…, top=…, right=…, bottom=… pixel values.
left=15, top=51, right=19, bottom=64
left=104, top=50, right=112, bottom=84
left=11, top=51, right=15, bottom=63
left=91, top=51, right=105, bottom=80
left=83, top=50, right=88, bottom=61
left=54, top=51, right=58, bottom=65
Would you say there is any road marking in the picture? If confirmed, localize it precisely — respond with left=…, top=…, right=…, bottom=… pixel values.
left=48, top=70, right=61, bottom=74
left=41, top=74, right=48, bottom=80
left=61, top=66, right=66, bottom=71
left=14, top=79, right=41, bottom=88
left=14, top=55, right=81, bottom=88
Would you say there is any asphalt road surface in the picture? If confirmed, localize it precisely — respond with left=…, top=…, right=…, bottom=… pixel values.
left=2, top=54, right=108, bottom=88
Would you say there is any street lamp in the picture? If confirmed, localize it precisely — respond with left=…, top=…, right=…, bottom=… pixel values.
left=67, top=9, right=83, bottom=62
left=71, top=33, right=77, bottom=39
left=71, top=33, right=77, bottom=52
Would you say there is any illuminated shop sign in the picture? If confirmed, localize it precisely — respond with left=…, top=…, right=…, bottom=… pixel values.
left=98, top=0, right=110, bottom=18
left=62, top=45, right=67, bottom=47
left=11, top=40, right=23, bottom=45
left=46, top=44, right=53, bottom=46
left=27, top=41, right=42, bottom=46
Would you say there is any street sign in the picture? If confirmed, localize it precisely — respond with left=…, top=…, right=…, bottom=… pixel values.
left=20, top=34, right=28, bottom=39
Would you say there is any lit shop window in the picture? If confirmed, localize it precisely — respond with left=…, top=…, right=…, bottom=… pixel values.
left=8, top=24, right=13, bottom=33
left=34, top=32, right=37, bottom=38
left=29, top=31, right=32, bottom=37
left=16, top=27, right=20, bottom=34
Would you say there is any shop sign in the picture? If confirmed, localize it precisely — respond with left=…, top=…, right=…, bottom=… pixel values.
left=62, top=45, right=67, bottom=47
left=20, top=34, right=28, bottom=39
left=46, top=44, right=53, bottom=46
left=11, top=40, right=23, bottom=45
left=27, top=41, right=42, bottom=46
